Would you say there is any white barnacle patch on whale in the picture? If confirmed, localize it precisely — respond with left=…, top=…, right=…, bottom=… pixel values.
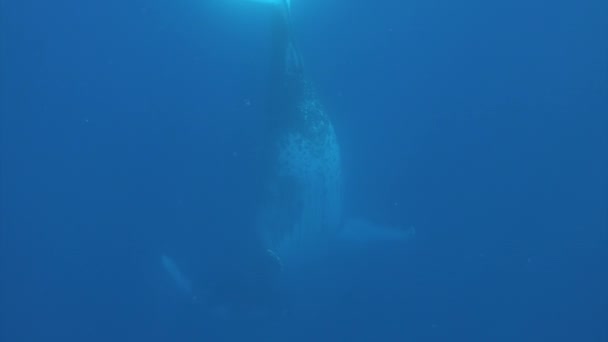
left=279, top=95, right=340, bottom=181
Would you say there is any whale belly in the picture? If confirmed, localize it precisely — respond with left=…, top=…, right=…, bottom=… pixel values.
left=258, top=93, right=342, bottom=268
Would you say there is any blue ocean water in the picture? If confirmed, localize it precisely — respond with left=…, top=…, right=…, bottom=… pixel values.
left=1, top=0, right=607, bottom=341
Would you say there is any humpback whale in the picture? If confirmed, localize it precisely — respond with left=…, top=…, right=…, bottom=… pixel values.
left=252, top=0, right=414, bottom=271
left=159, top=0, right=414, bottom=319
left=254, top=0, right=343, bottom=270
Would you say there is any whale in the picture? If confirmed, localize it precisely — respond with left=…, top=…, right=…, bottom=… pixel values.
left=251, top=0, right=416, bottom=272
left=254, top=1, right=343, bottom=270
left=159, top=0, right=414, bottom=320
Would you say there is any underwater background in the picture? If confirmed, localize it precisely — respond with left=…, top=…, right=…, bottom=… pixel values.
left=1, top=0, right=607, bottom=341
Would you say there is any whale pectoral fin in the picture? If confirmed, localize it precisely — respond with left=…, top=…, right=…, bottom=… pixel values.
left=338, top=218, right=416, bottom=246
left=265, top=249, right=284, bottom=274
left=161, top=254, right=193, bottom=297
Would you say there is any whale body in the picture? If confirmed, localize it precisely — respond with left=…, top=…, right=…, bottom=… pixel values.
left=159, top=0, right=414, bottom=319
left=247, top=1, right=343, bottom=270
left=256, top=80, right=342, bottom=269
